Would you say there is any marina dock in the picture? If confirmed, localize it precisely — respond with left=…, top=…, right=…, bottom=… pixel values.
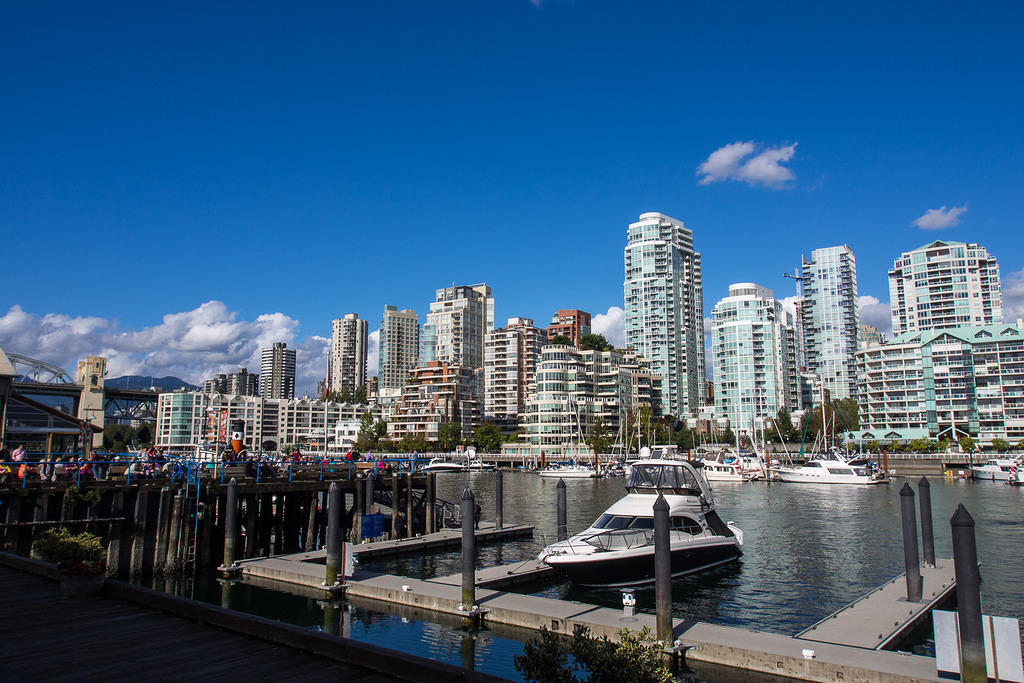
left=344, top=572, right=944, bottom=682
left=796, top=560, right=958, bottom=649
left=234, top=522, right=535, bottom=594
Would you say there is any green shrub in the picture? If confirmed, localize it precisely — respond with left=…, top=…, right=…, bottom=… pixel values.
left=35, top=527, right=105, bottom=575
left=514, top=625, right=673, bottom=683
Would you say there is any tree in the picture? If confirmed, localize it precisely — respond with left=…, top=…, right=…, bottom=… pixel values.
left=357, top=411, right=377, bottom=450
left=959, top=436, right=976, bottom=453
left=908, top=438, right=932, bottom=453
left=474, top=422, right=504, bottom=452
left=991, top=438, right=1011, bottom=453
left=832, top=398, right=859, bottom=433
left=579, top=333, right=613, bottom=352
left=866, top=440, right=881, bottom=453
left=514, top=625, right=672, bottom=683
left=548, top=334, right=573, bottom=346
left=720, top=427, right=736, bottom=446
left=398, top=435, right=428, bottom=453
left=438, top=422, right=462, bottom=451
left=674, top=425, right=694, bottom=450
left=1017, top=438, right=1024, bottom=452
left=353, top=385, right=368, bottom=404
left=775, top=408, right=796, bottom=442
left=586, top=418, right=612, bottom=454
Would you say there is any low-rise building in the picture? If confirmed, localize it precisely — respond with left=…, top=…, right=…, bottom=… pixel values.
left=155, top=391, right=379, bottom=452
left=853, top=321, right=1024, bottom=446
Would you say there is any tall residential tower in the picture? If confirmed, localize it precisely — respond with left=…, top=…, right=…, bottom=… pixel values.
left=888, top=240, right=1002, bottom=335
left=420, top=283, right=494, bottom=369
left=330, top=313, right=368, bottom=394
left=378, top=306, right=420, bottom=391
left=260, top=342, right=296, bottom=399
left=624, top=212, right=704, bottom=416
left=800, top=245, right=859, bottom=400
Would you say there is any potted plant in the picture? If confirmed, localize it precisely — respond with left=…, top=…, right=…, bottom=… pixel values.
left=35, top=527, right=107, bottom=597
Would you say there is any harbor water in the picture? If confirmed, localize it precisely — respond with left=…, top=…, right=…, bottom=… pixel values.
left=162, top=474, right=1024, bottom=680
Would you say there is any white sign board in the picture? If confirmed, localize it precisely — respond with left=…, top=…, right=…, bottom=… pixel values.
left=934, top=609, right=1023, bottom=682
left=342, top=541, right=354, bottom=578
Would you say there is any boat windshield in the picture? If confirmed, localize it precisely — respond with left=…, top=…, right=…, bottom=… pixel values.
left=593, top=514, right=654, bottom=530
left=627, top=463, right=702, bottom=492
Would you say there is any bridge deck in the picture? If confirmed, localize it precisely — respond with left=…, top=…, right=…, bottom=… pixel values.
left=795, top=560, right=957, bottom=649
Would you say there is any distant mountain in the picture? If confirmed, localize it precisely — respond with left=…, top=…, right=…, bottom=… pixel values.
left=105, top=375, right=198, bottom=392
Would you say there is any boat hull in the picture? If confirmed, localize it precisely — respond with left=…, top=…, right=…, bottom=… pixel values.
left=545, top=541, right=740, bottom=587
left=971, top=468, right=1012, bottom=481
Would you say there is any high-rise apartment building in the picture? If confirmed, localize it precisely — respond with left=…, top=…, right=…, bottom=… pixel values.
left=484, top=317, right=545, bottom=429
left=389, top=362, right=482, bottom=442
left=624, top=212, right=705, bottom=416
left=545, top=309, right=591, bottom=346
left=800, top=245, right=859, bottom=400
left=260, top=342, right=296, bottom=399
left=379, top=306, right=419, bottom=390
left=888, top=240, right=1003, bottom=336
left=711, top=283, right=800, bottom=433
left=420, top=284, right=494, bottom=369
left=330, top=313, right=368, bottom=394
left=204, top=368, right=260, bottom=396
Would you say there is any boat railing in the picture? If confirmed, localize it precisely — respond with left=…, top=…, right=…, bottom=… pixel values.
left=582, top=528, right=655, bottom=552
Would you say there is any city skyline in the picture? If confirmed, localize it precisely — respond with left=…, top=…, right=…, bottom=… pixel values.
left=3, top=3, right=1024, bottom=393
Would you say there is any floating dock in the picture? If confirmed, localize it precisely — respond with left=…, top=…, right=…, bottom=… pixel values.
left=796, top=560, right=958, bottom=649
left=234, top=522, right=535, bottom=595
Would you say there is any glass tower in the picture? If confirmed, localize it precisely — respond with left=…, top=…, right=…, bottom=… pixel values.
left=624, top=212, right=705, bottom=417
left=800, top=245, right=859, bottom=400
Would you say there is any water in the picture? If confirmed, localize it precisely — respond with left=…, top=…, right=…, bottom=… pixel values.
left=162, top=474, right=1024, bottom=680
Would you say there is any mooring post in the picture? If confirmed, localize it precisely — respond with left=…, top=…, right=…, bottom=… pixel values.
left=390, top=473, right=400, bottom=538
left=951, top=504, right=985, bottom=682
left=129, top=489, right=149, bottom=579
left=556, top=479, right=567, bottom=542
left=325, top=482, right=340, bottom=587
left=221, top=477, right=238, bottom=571
left=653, top=492, right=673, bottom=644
left=426, top=473, right=436, bottom=534
left=153, top=486, right=172, bottom=573
left=304, top=492, right=318, bottom=552
left=899, top=483, right=923, bottom=602
left=244, top=496, right=258, bottom=558
left=495, top=469, right=504, bottom=530
left=405, top=473, right=413, bottom=537
left=365, top=475, right=375, bottom=515
left=106, top=491, right=124, bottom=577
left=918, top=476, right=935, bottom=568
left=165, top=492, right=184, bottom=574
left=460, top=487, right=476, bottom=614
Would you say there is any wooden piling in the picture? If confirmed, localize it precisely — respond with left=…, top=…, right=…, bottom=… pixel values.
left=426, top=473, right=435, bottom=534
left=405, top=473, right=413, bottom=538
left=106, top=491, right=124, bottom=577
left=304, top=492, right=318, bottom=552
left=154, top=486, right=172, bottom=574
left=244, top=495, right=258, bottom=558
left=390, top=475, right=400, bottom=538
left=164, top=493, right=184, bottom=574
left=129, top=489, right=149, bottom=579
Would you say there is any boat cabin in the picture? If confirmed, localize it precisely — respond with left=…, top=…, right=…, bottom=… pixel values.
left=626, top=460, right=713, bottom=499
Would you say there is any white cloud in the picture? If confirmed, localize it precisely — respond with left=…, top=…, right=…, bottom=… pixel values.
left=703, top=317, right=713, bottom=334
left=696, top=141, right=797, bottom=189
left=0, top=301, right=330, bottom=395
left=912, top=203, right=967, bottom=230
left=858, top=295, right=892, bottom=337
left=780, top=295, right=800, bottom=317
left=367, top=329, right=380, bottom=377
left=591, top=306, right=625, bottom=348
left=1002, top=269, right=1024, bottom=322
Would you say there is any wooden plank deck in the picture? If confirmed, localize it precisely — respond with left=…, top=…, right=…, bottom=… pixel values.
left=795, top=560, right=957, bottom=649
left=0, top=566, right=393, bottom=682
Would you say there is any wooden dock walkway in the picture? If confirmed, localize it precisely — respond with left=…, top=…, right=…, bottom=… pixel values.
left=234, top=522, right=535, bottom=595
left=795, top=560, right=958, bottom=649
left=344, top=573, right=944, bottom=682
left=0, top=553, right=505, bottom=683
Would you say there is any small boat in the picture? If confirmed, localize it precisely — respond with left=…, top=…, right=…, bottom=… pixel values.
left=774, top=456, right=885, bottom=485
left=971, top=458, right=1020, bottom=481
left=538, top=459, right=743, bottom=586
left=699, top=454, right=749, bottom=482
left=1009, top=468, right=1024, bottom=486
left=424, top=458, right=467, bottom=472
left=466, top=459, right=495, bottom=471
left=538, top=463, right=597, bottom=479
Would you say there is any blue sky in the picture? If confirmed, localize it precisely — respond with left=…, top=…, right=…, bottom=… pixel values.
left=3, top=2, right=1023, bottom=391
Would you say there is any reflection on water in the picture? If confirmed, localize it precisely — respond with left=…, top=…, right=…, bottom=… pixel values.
left=148, top=473, right=1024, bottom=681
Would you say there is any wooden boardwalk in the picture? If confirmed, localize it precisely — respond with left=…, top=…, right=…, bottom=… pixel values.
left=0, top=555, right=506, bottom=683
left=0, top=567, right=393, bottom=682
left=795, top=560, right=957, bottom=649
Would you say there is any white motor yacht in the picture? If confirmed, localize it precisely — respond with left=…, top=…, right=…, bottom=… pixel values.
left=424, top=458, right=467, bottom=473
left=774, top=456, right=885, bottom=485
left=700, top=455, right=749, bottom=482
left=538, top=459, right=743, bottom=586
left=538, top=463, right=597, bottom=479
left=971, top=458, right=1020, bottom=481
left=466, top=459, right=495, bottom=471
